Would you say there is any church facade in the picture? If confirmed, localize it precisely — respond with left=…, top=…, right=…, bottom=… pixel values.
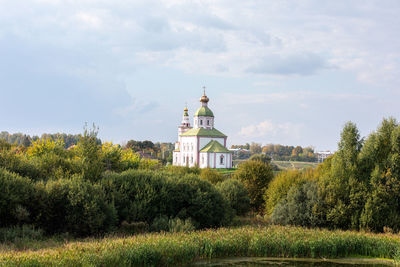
left=173, top=90, right=232, bottom=168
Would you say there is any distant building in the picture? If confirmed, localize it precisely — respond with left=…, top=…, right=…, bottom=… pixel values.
left=173, top=90, right=232, bottom=168
left=316, top=151, right=334, bottom=163
left=229, top=148, right=250, bottom=156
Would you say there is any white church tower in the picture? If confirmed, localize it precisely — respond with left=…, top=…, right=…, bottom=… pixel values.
left=173, top=89, right=232, bottom=168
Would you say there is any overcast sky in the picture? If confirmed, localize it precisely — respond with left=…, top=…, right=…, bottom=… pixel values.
left=1, top=0, right=399, bottom=151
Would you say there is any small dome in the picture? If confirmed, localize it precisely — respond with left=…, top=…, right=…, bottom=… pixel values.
left=200, top=94, right=209, bottom=103
left=194, top=106, right=214, bottom=117
left=200, top=87, right=209, bottom=103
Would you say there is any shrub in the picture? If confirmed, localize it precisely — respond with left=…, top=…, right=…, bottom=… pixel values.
left=234, top=160, right=273, bottom=212
left=200, top=168, right=225, bottom=184
left=271, top=181, right=321, bottom=227
left=217, top=179, right=250, bottom=216
left=119, top=221, right=149, bottom=235
left=168, top=217, right=195, bottom=233
left=0, top=168, right=35, bottom=227
left=101, top=169, right=230, bottom=229
left=101, top=142, right=123, bottom=172
left=75, top=125, right=103, bottom=182
left=0, top=150, right=42, bottom=180
left=35, top=178, right=117, bottom=236
left=166, top=174, right=231, bottom=228
left=150, top=215, right=169, bottom=232
left=0, top=225, right=44, bottom=243
left=249, top=153, right=271, bottom=164
left=101, top=170, right=170, bottom=225
left=120, top=149, right=140, bottom=170
left=164, top=165, right=201, bottom=176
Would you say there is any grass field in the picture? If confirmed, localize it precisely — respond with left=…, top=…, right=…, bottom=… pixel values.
left=215, top=168, right=237, bottom=176
left=1, top=225, right=399, bottom=266
left=233, top=159, right=319, bottom=171
left=272, top=160, right=319, bottom=170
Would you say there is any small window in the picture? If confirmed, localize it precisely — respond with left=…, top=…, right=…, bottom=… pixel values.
left=202, top=156, right=204, bottom=164
left=200, top=120, right=203, bottom=125
left=183, top=156, right=185, bottom=163
left=220, top=155, right=224, bottom=164
left=191, top=156, right=193, bottom=163
left=207, top=120, right=210, bottom=125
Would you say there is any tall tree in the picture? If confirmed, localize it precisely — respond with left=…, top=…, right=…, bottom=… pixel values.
left=318, top=122, right=364, bottom=229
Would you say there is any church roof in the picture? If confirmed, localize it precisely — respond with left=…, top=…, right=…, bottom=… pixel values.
left=200, top=140, right=231, bottom=153
left=180, top=127, right=227, bottom=137
left=194, top=106, right=214, bottom=117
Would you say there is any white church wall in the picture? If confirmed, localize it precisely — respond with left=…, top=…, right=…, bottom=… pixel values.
left=208, top=153, right=214, bottom=168
left=215, top=153, right=225, bottom=168
left=173, top=151, right=180, bottom=166
left=199, top=152, right=208, bottom=168
left=180, top=136, right=198, bottom=166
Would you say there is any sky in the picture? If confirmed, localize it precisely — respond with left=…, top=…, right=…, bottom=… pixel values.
left=0, top=0, right=399, bottom=151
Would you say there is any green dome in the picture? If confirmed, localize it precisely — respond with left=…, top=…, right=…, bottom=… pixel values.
left=194, top=106, right=214, bottom=117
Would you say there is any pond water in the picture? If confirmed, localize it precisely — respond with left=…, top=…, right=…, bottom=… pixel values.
left=191, top=257, right=392, bottom=267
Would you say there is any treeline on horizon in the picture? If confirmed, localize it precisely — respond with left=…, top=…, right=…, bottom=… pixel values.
left=0, top=131, right=175, bottom=163
left=231, top=143, right=318, bottom=162
left=1, top=131, right=318, bottom=163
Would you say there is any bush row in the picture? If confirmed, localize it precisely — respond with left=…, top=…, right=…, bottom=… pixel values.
left=0, top=168, right=248, bottom=236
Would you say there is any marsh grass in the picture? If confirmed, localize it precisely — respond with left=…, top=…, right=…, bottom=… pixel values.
left=1, top=225, right=400, bottom=266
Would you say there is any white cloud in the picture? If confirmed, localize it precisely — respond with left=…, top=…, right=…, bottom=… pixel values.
left=75, top=12, right=103, bottom=29
left=1, top=0, right=399, bottom=85
left=239, top=120, right=303, bottom=140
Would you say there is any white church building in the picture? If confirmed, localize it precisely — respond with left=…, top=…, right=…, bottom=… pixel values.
left=173, top=90, right=232, bottom=169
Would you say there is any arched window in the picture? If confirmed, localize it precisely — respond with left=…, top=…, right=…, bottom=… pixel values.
left=220, top=155, right=224, bottom=164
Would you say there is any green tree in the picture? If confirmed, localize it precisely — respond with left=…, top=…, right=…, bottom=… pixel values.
left=249, top=142, right=262, bottom=154
left=249, top=153, right=271, bottom=164
left=271, top=181, right=321, bottom=227
left=76, top=124, right=103, bottom=181
left=360, top=118, right=400, bottom=232
left=217, top=179, right=250, bottom=216
left=234, top=160, right=273, bottom=212
left=318, top=122, right=364, bottom=229
left=200, top=168, right=225, bottom=184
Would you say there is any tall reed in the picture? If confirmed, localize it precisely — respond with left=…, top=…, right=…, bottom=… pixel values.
left=1, top=225, right=399, bottom=266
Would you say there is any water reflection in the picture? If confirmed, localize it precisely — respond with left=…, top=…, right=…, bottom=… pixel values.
left=191, top=257, right=390, bottom=267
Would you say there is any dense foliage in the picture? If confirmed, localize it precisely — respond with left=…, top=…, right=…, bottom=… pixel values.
left=217, top=178, right=250, bottom=216
left=267, top=117, right=400, bottom=233
left=234, top=160, right=273, bottom=212
left=3, top=116, right=400, bottom=237
left=0, top=129, right=233, bottom=237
